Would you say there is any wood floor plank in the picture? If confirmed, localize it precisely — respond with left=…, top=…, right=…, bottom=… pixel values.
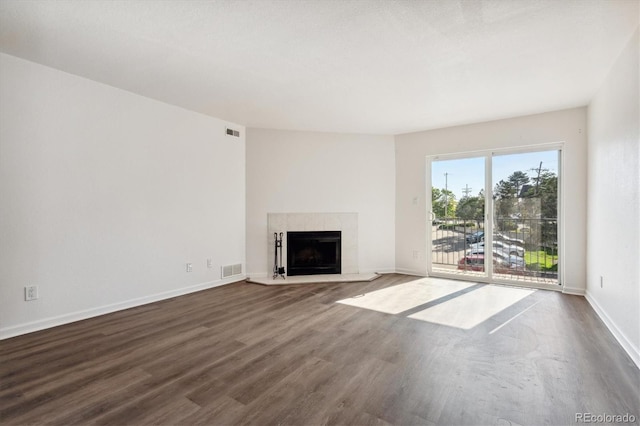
left=179, top=395, right=246, bottom=426
left=0, top=325, right=213, bottom=406
left=8, top=367, right=152, bottom=425
left=1, top=275, right=638, bottom=426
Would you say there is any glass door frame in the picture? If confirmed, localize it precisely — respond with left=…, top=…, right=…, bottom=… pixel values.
left=426, top=143, right=564, bottom=291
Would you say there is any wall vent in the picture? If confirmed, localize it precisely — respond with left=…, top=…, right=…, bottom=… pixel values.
left=232, top=263, right=242, bottom=275
left=225, top=128, right=240, bottom=137
left=221, top=263, right=243, bottom=278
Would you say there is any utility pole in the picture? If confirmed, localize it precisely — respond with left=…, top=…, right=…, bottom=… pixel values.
left=462, top=184, right=472, bottom=198
left=534, top=161, right=543, bottom=195
left=528, top=161, right=548, bottom=197
left=444, top=172, right=449, bottom=218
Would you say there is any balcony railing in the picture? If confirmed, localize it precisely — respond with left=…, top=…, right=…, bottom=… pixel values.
left=431, top=217, right=558, bottom=284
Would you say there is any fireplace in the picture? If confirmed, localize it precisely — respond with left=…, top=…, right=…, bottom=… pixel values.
left=287, top=231, right=341, bottom=276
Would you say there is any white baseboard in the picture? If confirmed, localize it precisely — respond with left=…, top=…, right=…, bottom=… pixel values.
left=585, top=291, right=640, bottom=369
left=246, top=272, right=268, bottom=280
left=363, top=268, right=396, bottom=275
left=0, top=275, right=246, bottom=340
left=394, top=268, right=427, bottom=277
left=562, top=285, right=586, bottom=296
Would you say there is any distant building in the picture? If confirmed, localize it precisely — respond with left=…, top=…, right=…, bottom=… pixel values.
left=519, top=184, right=533, bottom=198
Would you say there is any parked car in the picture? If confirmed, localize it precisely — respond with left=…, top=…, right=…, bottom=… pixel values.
left=469, top=240, right=524, bottom=256
left=457, top=255, right=516, bottom=274
left=494, top=233, right=525, bottom=246
left=494, top=240, right=524, bottom=256
left=494, top=252, right=526, bottom=269
left=465, top=247, right=526, bottom=268
left=466, top=231, right=484, bottom=243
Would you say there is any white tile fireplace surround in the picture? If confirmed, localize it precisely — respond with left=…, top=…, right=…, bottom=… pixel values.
left=268, top=212, right=358, bottom=274
left=249, top=213, right=380, bottom=285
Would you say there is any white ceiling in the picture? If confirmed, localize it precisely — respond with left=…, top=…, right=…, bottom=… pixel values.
left=0, top=0, right=638, bottom=135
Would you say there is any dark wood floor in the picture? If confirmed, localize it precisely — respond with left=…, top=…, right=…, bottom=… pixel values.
left=1, top=274, right=638, bottom=425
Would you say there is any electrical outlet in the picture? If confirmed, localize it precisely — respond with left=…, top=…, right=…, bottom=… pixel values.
left=186, top=263, right=193, bottom=272
left=413, top=250, right=419, bottom=260
left=25, top=285, right=38, bottom=301
left=207, top=258, right=212, bottom=269
left=600, top=276, right=603, bottom=288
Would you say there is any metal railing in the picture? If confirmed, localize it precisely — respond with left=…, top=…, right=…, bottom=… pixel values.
left=431, top=217, right=558, bottom=284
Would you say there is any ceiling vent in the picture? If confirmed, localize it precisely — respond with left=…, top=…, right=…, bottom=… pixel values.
left=226, top=128, right=240, bottom=137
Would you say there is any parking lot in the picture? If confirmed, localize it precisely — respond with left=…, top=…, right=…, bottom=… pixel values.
left=430, top=225, right=558, bottom=284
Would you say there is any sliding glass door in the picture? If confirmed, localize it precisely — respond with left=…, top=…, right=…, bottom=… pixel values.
left=429, top=156, right=487, bottom=279
left=492, top=151, right=559, bottom=285
left=427, top=147, right=561, bottom=288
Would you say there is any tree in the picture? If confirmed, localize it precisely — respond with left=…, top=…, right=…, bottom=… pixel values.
left=432, top=187, right=456, bottom=218
left=523, top=171, right=558, bottom=248
left=494, top=171, right=530, bottom=231
left=493, top=179, right=516, bottom=226
left=508, top=171, right=530, bottom=198
left=538, top=171, right=557, bottom=218
left=522, top=172, right=556, bottom=209
left=492, top=167, right=558, bottom=249
left=494, top=179, right=515, bottom=199
left=455, top=194, right=484, bottom=226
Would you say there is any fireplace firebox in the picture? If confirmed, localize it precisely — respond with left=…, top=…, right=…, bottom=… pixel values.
left=287, top=231, right=341, bottom=276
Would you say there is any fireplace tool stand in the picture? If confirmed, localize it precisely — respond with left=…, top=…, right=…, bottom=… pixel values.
left=273, top=232, right=285, bottom=279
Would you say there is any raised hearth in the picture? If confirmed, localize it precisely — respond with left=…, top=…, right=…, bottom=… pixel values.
left=248, top=273, right=379, bottom=285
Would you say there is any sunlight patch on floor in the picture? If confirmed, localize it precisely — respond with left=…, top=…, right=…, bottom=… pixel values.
left=336, top=277, right=476, bottom=314
left=408, top=285, right=535, bottom=329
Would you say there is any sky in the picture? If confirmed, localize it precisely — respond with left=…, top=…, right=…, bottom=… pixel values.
left=432, top=150, right=558, bottom=200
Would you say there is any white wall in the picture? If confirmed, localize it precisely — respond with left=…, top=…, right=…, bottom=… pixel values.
left=0, top=53, right=246, bottom=338
left=586, top=29, right=639, bottom=367
left=394, top=107, right=588, bottom=293
left=246, top=128, right=395, bottom=276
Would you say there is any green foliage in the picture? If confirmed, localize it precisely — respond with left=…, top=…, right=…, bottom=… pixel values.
left=438, top=222, right=476, bottom=230
left=494, top=179, right=514, bottom=198
left=494, top=171, right=532, bottom=198
left=508, top=171, right=530, bottom=197
left=523, top=171, right=558, bottom=244
left=455, top=195, right=484, bottom=223
left=493, top=168, right=558, bottom=246
left=494, top=180, right=516, bottom=218
left=499, top=219, right=518, bottom=231
left=525, top=250, right=558, bottom=271
left=431, top=187, right=457, bottom=218
left=437, top=224, right=456, bottom=230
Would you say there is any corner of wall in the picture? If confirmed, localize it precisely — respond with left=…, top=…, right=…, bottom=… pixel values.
left=585, top=290, right=640, bottom=369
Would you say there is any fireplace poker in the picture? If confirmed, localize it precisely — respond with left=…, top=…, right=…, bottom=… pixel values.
left=273, top=232, right=286, bottom=279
